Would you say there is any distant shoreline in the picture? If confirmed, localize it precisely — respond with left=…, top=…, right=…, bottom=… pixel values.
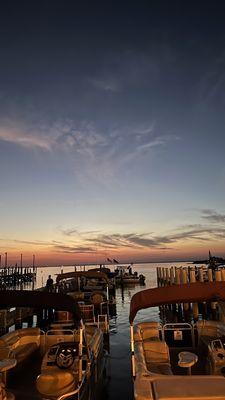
left=35, top=260, right=197, bottom=268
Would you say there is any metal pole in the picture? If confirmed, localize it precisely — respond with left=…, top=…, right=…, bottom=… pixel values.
left=130, top=324, right=135, bottom=378
left=79, top=321, right=84, bottom=384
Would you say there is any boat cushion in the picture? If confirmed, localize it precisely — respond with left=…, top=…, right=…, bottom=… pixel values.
left=36, top=370, right=76, bottom=398
left=0, top=328, right=40, bottom=364
left=152, top=376, right=225, bottom=399
left=143, top=341, right=170, bottom=364
left=12, top=343, right=38, bottom=364
left=135, top=322, right=162, bottom=342
left=147, top=363, right=173, bottom=375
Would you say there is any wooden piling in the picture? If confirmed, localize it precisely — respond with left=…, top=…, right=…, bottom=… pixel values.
left=190, top=268, right=199, bottom=320
left=170, top=267, right=175, bottom=285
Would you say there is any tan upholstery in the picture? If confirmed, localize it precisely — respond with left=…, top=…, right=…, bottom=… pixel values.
left=152, top=376, right=225, bottom=399
left=0, top=328, right=40, bottom=365
left=134, top=340, right=173, bottom=376
left=143, top=341, right=170, bottom=364
left=91, top=292, right=104, bottom=305
left=36, top=370, right=76, bottom=399
left=12, top=343, right=38, bottom=364
left=196, top=320, right=225, bottom=339
left=147, top=363, right=173, bottom=375
left=134, top=322, right=162, bottom=342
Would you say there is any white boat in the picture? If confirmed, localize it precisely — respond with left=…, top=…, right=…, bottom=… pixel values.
left=115, top=265, right=145, bottom=285
left=129, top=281, right=225, bottom=400
left=0, top=290, right=107, bottom=400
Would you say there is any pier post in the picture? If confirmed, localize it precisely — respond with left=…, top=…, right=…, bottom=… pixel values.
left=165, top=268, right=170, bottom=285
left=181, top=268, right=189, bottom=311
left=221, top=268, right=225, bottom=282
left=190, top=268, right=199, bottom=320
left=170, top=267, right=175, bottom=285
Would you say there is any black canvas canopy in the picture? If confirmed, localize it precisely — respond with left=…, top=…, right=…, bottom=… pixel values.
left=0, top=290, right=81, bottom=321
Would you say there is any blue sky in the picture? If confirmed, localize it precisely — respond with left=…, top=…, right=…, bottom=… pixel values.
left=0, top=2, right=225, bottom=265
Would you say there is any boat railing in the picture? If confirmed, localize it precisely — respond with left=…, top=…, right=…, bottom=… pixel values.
left=44, top=329, right=76, bottom=351
left=97, top=313, right=109, bottom=333
left=163, top=322, right=195, bottom=348
left=78, top=304, right=95, bottom=322
left=100, top=301, right=109, bottom=317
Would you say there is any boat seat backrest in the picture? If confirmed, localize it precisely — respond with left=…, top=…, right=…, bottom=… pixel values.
left=196, top=320, right=225, bottom=339
left=0, top=327, right=40, bottom=364
left=45, top=330, right=75, bottom=351
left=135, top=322, right=162, bottom=342
left=143, top=340, right=170, bottom=364
left=134, top=341, right=149, bottom=376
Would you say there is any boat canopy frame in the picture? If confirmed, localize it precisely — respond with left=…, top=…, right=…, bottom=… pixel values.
left=56, top=270, right=110, bottom=284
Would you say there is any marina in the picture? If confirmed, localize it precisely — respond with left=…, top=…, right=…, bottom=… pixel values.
left=1, top=1, right=225, bottom=399
left=1, top=262, right=225, bottom=398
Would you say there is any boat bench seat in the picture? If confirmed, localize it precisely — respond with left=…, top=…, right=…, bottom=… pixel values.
left=134, top=376, right=225, bottom=400
left=135, top=340, right=173, bottom=376
left=0, top=327, right=40, bottom=365
left=151, top=376, right=225, bottom=399
left=144, top=341, right=173, bottom=375
left=147, top=362, right=173, bottom=375
left=196, top=320, right=225, bottom=351
left=36, top=369, right=77, bottom=399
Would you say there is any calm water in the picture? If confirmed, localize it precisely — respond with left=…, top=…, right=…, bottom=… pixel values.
left=35, top=261, right=193, bottom=399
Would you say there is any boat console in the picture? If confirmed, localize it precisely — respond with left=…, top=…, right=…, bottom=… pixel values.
left=44, top=342, right=79, bottom=369
left=208, top=337, right=225, bottom=375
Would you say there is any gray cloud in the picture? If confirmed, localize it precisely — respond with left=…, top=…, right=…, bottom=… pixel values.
left=201, top=209, right=225, bottom=224
left=57, top=220, right=225, bottom=254
left=54, top=245, right=96, bottom=254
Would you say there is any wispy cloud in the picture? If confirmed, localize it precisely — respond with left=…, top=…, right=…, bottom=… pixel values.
left=56, top=221, right=225, bottom=255
left=201, top=209, right=225, bottom=224
left=0, top=115, right=178, bottom=184
left=0, top=127, right=53, bottom=151
left=54, top=245, right=96, bottom=254
left=89, top=78, right=121, bottom=92
left=3, top=214, right=225, bottom=257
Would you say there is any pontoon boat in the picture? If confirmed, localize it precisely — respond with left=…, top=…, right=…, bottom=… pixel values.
left=130, top=282, right=225, bottom=400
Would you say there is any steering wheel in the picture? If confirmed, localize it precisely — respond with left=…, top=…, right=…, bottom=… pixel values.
left=56, top=344, right=77, bottom=369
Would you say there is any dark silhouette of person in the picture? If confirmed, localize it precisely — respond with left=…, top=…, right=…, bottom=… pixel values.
left=46, top=275, right=54, bottom=292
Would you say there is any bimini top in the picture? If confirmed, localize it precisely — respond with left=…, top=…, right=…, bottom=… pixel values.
left=56, top=270, right=110, bottom=284
left=129, top=281, right=225, bottom=323
left=0, top=290, right=81, bottom=321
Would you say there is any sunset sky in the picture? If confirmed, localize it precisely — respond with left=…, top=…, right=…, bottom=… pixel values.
left=0, top=2, right=225, bottom=266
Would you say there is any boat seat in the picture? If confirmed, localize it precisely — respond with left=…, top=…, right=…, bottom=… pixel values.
left=134, top=322, right=162, bottom=342
left=143, top=340, right=170, bottom=364
left=36, top=370, right=76, bottom=399
left=196, top=320, right=225, bottom=339
left=196, top=320, right=225, bottom=350
left=147, top=362, right=173, bottom=375
left=0, top=328, right=40, bottom=365
left=11, top=343, right=38, bottom=364
left=151, top=376, right=225, bottom=399
left=135, top=339, right=173, bottom=375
